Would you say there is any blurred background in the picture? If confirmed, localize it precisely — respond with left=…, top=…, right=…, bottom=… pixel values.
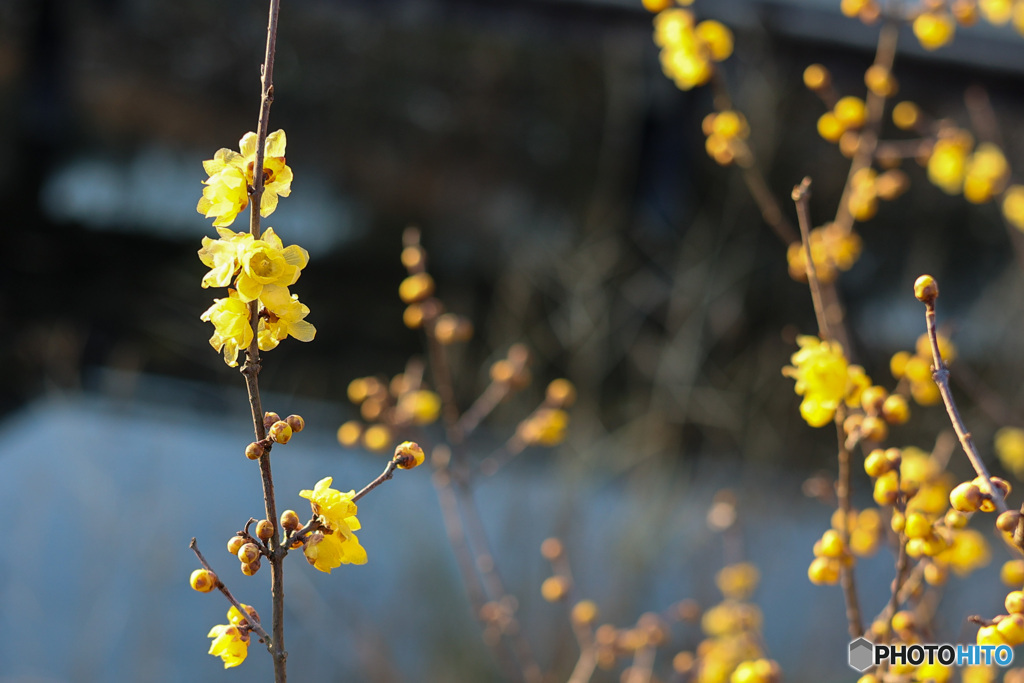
left=6, top=0, right=1024, bottom=680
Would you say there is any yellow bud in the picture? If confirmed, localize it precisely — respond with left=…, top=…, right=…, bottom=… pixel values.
left=572, top=600, right=599, bottom=625
left=950, top=481, right=982, bottom=512
left=256, top=519, right=275, bottom=540
left=541, top=575, right=571, bottom=602
left=269, top=420, right=293, bottom=444
left=227, top=536, right=245, bottom=555
left=882, top=394, right=910, bottom=425
left=237, top=543, right=260, bottom=565
left=803, top=63, right=830, bottom=90
left=1007, top=591, right=1024, bottom=614
left=817, top=111, right=845, bottom=142
left=241, top=559, right=261, bottom=576
left=400, top=245, right=426, bottom=270
left=835, top=96, right=867, bottom=129
left=285, top=414, right=305, bottom=433
left=399, top=272, right=435, bottom=304
left=280, top=509, right=301, bottom=532
left=263, top=411, right=281, bottom=428
left=808, top=556, right=841, bottom=584
left=892, top=101, right=920, bottom=130
left=245, top=441, right=264, bottom=460
left=394, top=440, right=426, bottom=469
left=1004, top=560, right=1024, bottom=586
left=546, top=379, right=577, bottom=408
left=190, top=568, right=218, bottom=593
left=890, top=350, right=911, bottom=378
left=914, top=274, right=939, bottom=303
left=541, top=537, right=564, bottom=560
left=403, top=303, right=424, bottom=329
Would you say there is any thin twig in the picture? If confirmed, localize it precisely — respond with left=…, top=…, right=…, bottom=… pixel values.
left=190, top=538, right=272, bottom=644
left=352, top=461, right=398, bottom=503
left=834, top=408, right=864, bottom=638
left=456, top=381, right=512, bottom=438
left=921, top=290, right=1008, bottom=514
left=792, top=178, right=831, bottom=342
left=237, top=0, right=285, bottom=679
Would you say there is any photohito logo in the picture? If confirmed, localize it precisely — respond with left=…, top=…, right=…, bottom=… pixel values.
left=848, top=638, right=1014, bottom=672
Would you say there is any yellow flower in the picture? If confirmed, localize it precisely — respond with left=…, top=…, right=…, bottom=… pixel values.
left=654, top=10, right=732, bottom=91
left=235, top=227, right=309, bottom=302
left=207, top=624, right=248, bottom=669
left=782, top=336, right=863, bottom=427
left=913, top=11, right=955, bottom=50
left=396, top=389, right=442, bottom=425
left=928, top=133, right=972, bottom=195
left=198, top=228, right=254, bottom=288
left=257, top=285, right=316, bottom=351
left=299, top=477, right=367, bottom=572
left=963, top=143, right=1008, bottom=204
left=980, top=0, right=1013, bottom=24
left=197, top=164, right=249, bottom=228
left=197, top=130, right=293, bottom=227
left=937, top=528, right=990, bottom=576
left=200, top=290, right=253, bottom=367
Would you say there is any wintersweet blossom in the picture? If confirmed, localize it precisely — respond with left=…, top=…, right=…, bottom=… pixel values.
left=197, top=130, right=293, bottom=227
left=782, top=336, right=866, bottom=427
left=200, top=290, right=253, bottom=367
left=299, top=477, right=367, bottom=572
left=207, top=624, right=248, bottom=669
left=235, top=228, right=309, bottom=302
left=257, top=285, right=316, bottom=351
left=198, top=228, right=254, bottom=288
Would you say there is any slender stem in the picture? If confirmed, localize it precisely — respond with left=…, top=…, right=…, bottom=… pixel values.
left=792, top=178, right=831, bottom=342
left=922, top=298, right=1008, bottom=514
left=190, top=538, right=272, bottom=644
left=835, top=411, right=863, bottom=638
left=352, top=461, right=398, bottom=503
left=238, top=0, right=285, bottom=679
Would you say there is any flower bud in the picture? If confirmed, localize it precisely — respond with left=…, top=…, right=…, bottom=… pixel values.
left=572, top=600, right=599, bottom=625
left=245, top=441, right=265, bottom=460
left=269, top=420, right=293, bottom=444
left=546, top=379, right=577, bottom=408
left=914, top=274, right=938, bottom=303
left=393, top=441, right=426, bottom=469
left=281, top=509, right=301, bottom=532
left=285, top=414, right=305, bottom=433
left=263, top=411, right=281, bottom=429
left=241, top=559, right=261, bottom=576
left=540, top=537, right=563, bottom=560
left=541, top=575, right=571, bottom=602
left=399, top=272, right=435, bottom=304
left=237, top=543, right=260, bottom=565
left=256, top=519, right=275, bottom=540
left=190, top=568, right=218, bottom=593
left=227, top=535, right=245, bottom=555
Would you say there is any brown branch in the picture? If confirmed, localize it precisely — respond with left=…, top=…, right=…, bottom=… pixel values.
left=456, top=380, right=512, bottom=438
left=792, top=178, right=831, bottom=342
left=236, top=0, right=286, bottom=679
left=834, top=409, right=863, bottom=638
left=190, top=538, right=272, bottom=644
left=920, top=284, right=1008, bottom=515
left=352, top=461, right=399, bottom=503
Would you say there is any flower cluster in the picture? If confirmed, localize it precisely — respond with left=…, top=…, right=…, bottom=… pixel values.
left=782, top=336, right=867, bottom=427
left=651, top=7, right=733, bottom=91
left=298, top=477, right=367, bottom=573
left=198, top=130, right=292, bottom=227
left=702, top=110, right=749, bottom=167
left=196, top=129, right=312, bottom=367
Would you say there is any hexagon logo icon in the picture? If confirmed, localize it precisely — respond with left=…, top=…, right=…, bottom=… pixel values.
left=849, top=637, right=874, bottom=672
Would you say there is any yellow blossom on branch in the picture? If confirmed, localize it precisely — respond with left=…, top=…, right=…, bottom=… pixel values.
left=236, top=228, right=309, bottom=302
left=782, top=336, right=867, bottom=427
left=198, top=228, right=254, bottom=288
left=200, top=290, right=253, bottom=367
left=654, top=9, right=733, bottom=91
left=298, top=477, right=367, bottom=572
left=207, top=623, right=249, bottom=669
left=257, top=285, right=316, bottom=351
left=197, top=130, right=293, bottom=227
